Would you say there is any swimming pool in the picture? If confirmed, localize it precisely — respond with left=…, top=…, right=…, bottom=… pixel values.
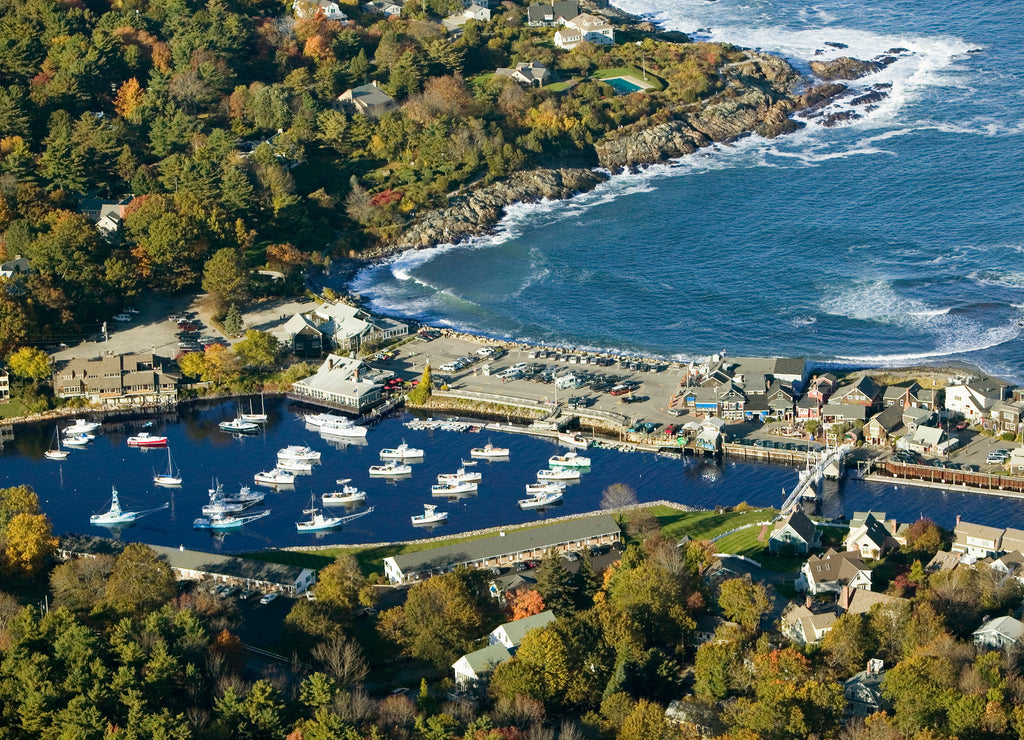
left=603, top=76, right=645, bottom=94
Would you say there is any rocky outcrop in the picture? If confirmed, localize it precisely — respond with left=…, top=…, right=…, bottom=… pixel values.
left=377, top=168, right=609, bottom=253
left=809, top=56, right=884, bottom=81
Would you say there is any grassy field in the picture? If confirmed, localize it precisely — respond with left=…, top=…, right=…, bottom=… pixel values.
left=641, top=505, right=775, bottom=541
left=592, top=67, right=665, bottom=91
left=0, top=399, right=29, bottom=419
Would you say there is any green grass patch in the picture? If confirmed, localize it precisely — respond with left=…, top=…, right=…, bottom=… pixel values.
left=591, top=67, right=665, bottom=91
left=545, top=80, right=574, bottom=92
left=640, top=505, right=776, bottom=542
left=0, top=399, right=30, bottom=418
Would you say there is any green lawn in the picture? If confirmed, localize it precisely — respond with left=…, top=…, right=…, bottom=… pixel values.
left=592, top=67, right=665, bottom=92
left=544, top=80, right=574, bottom=92
left=0, top=399, right=29, bottom=418
left=640, top=505, right=776, bottom=542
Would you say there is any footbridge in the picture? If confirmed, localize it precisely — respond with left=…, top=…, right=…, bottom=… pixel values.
left=779, top=444, right=853, bottom=514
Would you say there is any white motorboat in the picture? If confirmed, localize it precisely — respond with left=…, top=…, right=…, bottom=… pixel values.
left=548, top=451, right=591, bottom=468
left=519, top=489, right=563, bottom=509
left=525, top=481, right=566, bottom=495
left=322, top=481, right=367, bottom=506
left=65, top=418, right=101, bottom=435
left=219, top=485, right=265, bottom=506
left=411, top=503, right=447, bottom=526
left=153, top=447, right=183, bottom=487
left=202, top=483, right=259, bottom=516
left=310, top=413, right=368, bottom=438
left=44, top=426, right=69, bottom=460
left=369, top=461, right=412, bottom=477
left=276, top=458, right=313, bottom=474
left=437, top=467, right=483, bottom=484
left=277, top=445, right=321, bottom=462
left=90, top=487, right=168, bottom=526
left=63, top=432, right=94, bottom=447
left=557, top=432, right=589, bottom=449
left=239, top=394, right=267, bottom=423
left=296, top=495, right=346, bottom=532
left=304, top=412, right=348, bottom=429
left=127, top=432, right=167, bottom=447
left=537, top=467, right=580, bottom=481
left=379, top=441, right=424, bottom=461
left=254, top=469, right=295, bottom=486
left=220, top=417, right=260, bottom=434
left=431, top=480, right=478, bottom=496
left=470, top=442, right=510, bottom=459
left=194, top=509, right=270, bottom=530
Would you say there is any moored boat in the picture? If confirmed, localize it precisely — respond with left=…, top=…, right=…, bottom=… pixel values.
left=90, top=487, right=168, bottom=526
left=277, top=445, right=321, bottom=462
left=470, top=442, right=510, bottom=459
left=525, top=481, right=566, bottom=495
left=518, top=489, right=563, bottom=509
left=557, top=432, right=589, bottom=449
left=239, top=394, right=268, bottom=423
left=411, top=503, right=447, bottom=526
left=437, top=467, right=482, bottom=484
left=431, top=480, right=478, bottom=496
left=63, top=432, right=94, bottom=447
left=153, top=447, right=183, bottom=487
left=219, top=485, right=265, bottom=506
left=296, top=495, right=345, bottom=532
left=322, top=480, right=367, bottom=506
left=219, top=417, right=261, bottom=434
left=194, top=509, right=270, bottom=530
left=548, top=451, right=591, bottom=468
left=65, top=418, right=101, bottom=435
left=276, top=458, right=314, bottom=474
left=127, top=432, right=167, bottom=447
left=369, top=461, right=412, bottom=477
left=254, top=469, right=295, bottom=486
left=309, top=413, right=368, bottom=438
left=379, top=441, right=424, bottom=461
left=537, top=467, right=580, bottom=481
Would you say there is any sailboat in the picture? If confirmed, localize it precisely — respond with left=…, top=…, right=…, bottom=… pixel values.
left=90, top=487, right=169, bottom=526
left=153, top=447, right=183, bottom=487
left=44, top=426, right=69, bottom=460
left=296, top=494, right=346, bottom=532
left=240, top=393, right=268, bottom=423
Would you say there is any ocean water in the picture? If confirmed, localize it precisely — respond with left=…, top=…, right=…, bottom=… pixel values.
left=349, top=0, right=1024, bottom=381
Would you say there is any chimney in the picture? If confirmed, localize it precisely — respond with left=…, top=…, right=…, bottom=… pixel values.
left=805, top=595, right=813, bottom=609
left=956, top=514, right=962, bottom=527
left=838, top=585, right=852, bottom=611
left=891, top=519, right=897, bottom=535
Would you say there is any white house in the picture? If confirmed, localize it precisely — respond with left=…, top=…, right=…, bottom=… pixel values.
left=945, top=378, right=1010, bottom=423
left=554, top=12, right=614, bottom=49
left=289, top=355, right=383, bottom=411
left=275, top=301, right=409, bottom=355
left=973, top=615, right=1024, bottom=651
left=896, top=425, right=953, bottom=456
left=488, top=610, right=556, bottom=649
left=781, top=602, right=836, bottom=644
left=293, top=0, right=348, bottom=20
left=990, top=551, right=1024, bottom=587
left=799, top=549, right=872, bottom=595
left=362, top=0, right=403, bottom=15
left=951, top=519, right=1005, bottom=559
left=452, top=644, right=511, bottom=688
left=844, top=511, right=899, bottom=560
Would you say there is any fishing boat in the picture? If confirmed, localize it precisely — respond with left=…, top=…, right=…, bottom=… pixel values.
left=44, top=426, right=69, bottom=460
left=277, top=445, right=321, bottom=462
left=254, top=469, right=295, bottom=486
left=194, top=509, right=270, bottom=530
left=557, top=432, right=589, bottom=449
left=153, top=447, right=183, bottom=487
left=219, top=484, right=265, bottom=506
left=318, top=417, right=369, bottom=439
left=63, top=432, right=94, bottom=447
left=322, top=480, right=367, bottom=506
left=65, top=418, right=101, bottom=435
left=548, top=451, right=591, bottom=468
left=411, top=503, right=447, bottom=526
left=202, top=483, right=260, bottom=516
left=518, top=489, right=563, bottom=509
left=303, top=412, right=348, bottom=429
left=90, top=487, right=168, bottom=525
left=276, top=458, right=314, bottom=474
left=537, top=467, right=580, bottom=482
left=219, top=417, right=261, bottom=434
left=470, top=442, right=510, bottom=459
left=127, top=432, right=167, bottom=447
left=296, top=495, right=346, bottom=532
left=379, top=441, right=424, bottom=461
left=437, top=467, right=483, bottom=484
left=239, top=394, right=268, bottom=423
left=431, top=480, right=478, bottom=496
left=369, top=461, right=412, bottom=477
left=525, top=481, right=567, bottom=495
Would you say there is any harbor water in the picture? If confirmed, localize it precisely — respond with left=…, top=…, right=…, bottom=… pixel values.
left=1, top=397, right=1020, bottom=553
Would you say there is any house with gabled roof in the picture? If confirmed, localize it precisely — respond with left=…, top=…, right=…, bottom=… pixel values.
left=494, top=61, right=551, bottom=87
left=555, top=13, right=614, bottom=49
left=452, top=644, right=511, bottom=688
left=837, top=586, right=906, bottom=616
left=991, top=551, right=1024, bottom=587
left=766, top=381, right=795, bottom=419
left=821, top=402, right=870, bottom=424
left=796, top=394, right=820, bottom=420
left=489, top=610, right=555, bottom=650
left=1001, top=527, right=1024, bottom=554
left=781, top=602, right=836, bottom=644
left=831, top=376, right=881, bottom=407
left=992, top=400, right=1024, bottom=435
left=926, top=549, right=962, bottom=574
left=769, top=509, right=819, bottom=555
left=336, top=81, right=397, bottom=118
left=800, top=549, right=872, bottom=595
left=53, top=353, right=179, bottom=407
left=806, top=374, right=838, bottom=403
left=951, top=518, right=1004, bottom=558
left=845, top=512, right=899, bottom=560
left=898, top=425, right=951, bottom=455
left=973, top=615, right=1024, bottom=651
left=289, top=354, right=383, bottom=412
left=526, top=0, right=577, bottom=26
left=864, top=404, right=903, bottom=445
left=0, top=255, right=31, bottom=279
left=945, top=377, right=1011, bottom=424
left=844, top=660, right=889, bottom=718
left=293, top=0, right=348, bottom=20
left=902, top=405, right=933, bottom=432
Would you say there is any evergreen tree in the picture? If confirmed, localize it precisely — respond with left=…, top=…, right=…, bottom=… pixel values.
left=224, top=303, right=244, bottom=335
left=573, top=549, right=600, bottom=610
left=535, top=550, right=575, bottom=617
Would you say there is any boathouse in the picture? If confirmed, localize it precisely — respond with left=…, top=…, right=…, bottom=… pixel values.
left=382, top=515, right=621, bottom=584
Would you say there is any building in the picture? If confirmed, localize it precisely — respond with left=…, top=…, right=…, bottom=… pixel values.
left=290, top=355, right=384, bottom=412
left=844, top=660, right=888, bottom=718
left=452, top=644, right=511, bottom=688
left=0, top=365, right=8, bottom=403
left=53, top=353, right=179, bottom=407
left=275, top=301, right=409, bottom=356
left=441, top=3, right=490, bottom=33
left=553, top=12, right=614, bottom=49
left=78, top=196, right=134, bottom=240
left=383, top=514, right=621, bottom=584
left=799, top=549, right=872, bottom=595
left=864, top=405, right=903, bottom=445
left=844, top=511, right=899, bottom=559
left=488, top=610, right=556, bottom=649
left=990, top=551, right=1024, bottom=587
left=769, top=509, right=818, bottom=555
left=830, top=376, right=881, bottom=407
left=837, top=586, right=907, bottom=616
left=336, top=81, right=398, bottom=118
left=362, top=0, right=403, bottom=15
left=526, top=0, right=578, bottom=26
left=494, top=61, right=551, bottom=87
left=781, top=602, right=836, bottom=644
left=925, top=549, right=962, bottom=574
left=951, top=518, right=1005, bottom=558
left=992, top=400, right=1024, bottom=435
left=59, top=536, right=317, bottom=595
left=0, top=255, right=30, bottom=279
left=293, top=0, right=348, bottom=19
left=973, top=615, right=1024, bottom=651
left=945, top=378, right=1011, bottom=424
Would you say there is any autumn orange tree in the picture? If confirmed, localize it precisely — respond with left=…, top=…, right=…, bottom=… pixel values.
left=3, top=512, right=57, bottom=579
left=510, top=589, right=545, bottom=620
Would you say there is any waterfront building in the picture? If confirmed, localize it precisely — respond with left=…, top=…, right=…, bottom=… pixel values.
left=382, top=514, right=621, bottom=584
left=53, top=353, right=179, bottom=407
left=806, top=374, right=839, bottom=403
left=275, top=301, right=408, bottom=356
left=945, top=377, right=1012, bottom=424
left=897, top=425, right=952, bottom=456
left=799, top=549, right=872, bottom=595
left=844, top=512, right=900, bottom=559
left=554, top=12, right=615, bottom=50
left=488, top=610, right=556, bottom=649
left=973, top=615, right=1024, bottom=651
left=951, top=518, right=1007, bottom=558
left=864, top=405, right=903, bottom=445
left=769, top=509, right=818, bottom=554
left=830, top=376, right=882, bottom=408
left=289, top=354, right=384, bottom=412
left=992, top=399, right=1024, bottom=435
left=452, top=644, right=511, bottom=688
left=0, top=365, right=8, bottom=403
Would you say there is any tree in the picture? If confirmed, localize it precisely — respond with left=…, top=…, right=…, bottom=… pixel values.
left=314, top=554, right=364, bottom=612
left=601, top=483, right=637, bottom=511
left=903, top=517, right=943, bottom=554
left=0, top=485, right=39, bottom=531
left=618, top=699, right=678, bottom=740
left=573, top=550, right=600, bottom=610
left=114, top=78, right=145, bottom=122
left=509, top=589, right=545, bottom=620
left=233, top=330, right=280, bottom=371
left=3, top=513, right=57, bottom=578
left=102, top=543, right=176, bottom=615
left=821, top=612, right=873, bottom=675
left=534, top=550, right=575, bottom=617
left=202, top=248, right=250, bottom=313
left=201, top=344, right=242, bottom=384
left=49, top=554, right=115, bottom=614
left=406, top=363, right=432, bottom=404
left=6, top=347, right=51, bottom=381
left=223, top=304, right=244, bottom=336
left=177, top=351, right=207, bottom=379
left=717, top=579, right=771, bottom=632
left=311, top=634, right=368, bottom=688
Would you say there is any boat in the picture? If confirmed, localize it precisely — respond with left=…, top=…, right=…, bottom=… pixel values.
left=153, top=447, right=183, bottom=487
left=537, top=467, right=581, bottom=481
left=548, top=451, right=591, bottom=468
left=411, top=503, right=447, bottom=526
left=431, top=480, right=478, bottom=496
left=239, top=394, right=268, bottom=423
left=557, top=432, right=590, bottom=449
left=276, top=458, right=314, bottom=474
left=322, top=480, right=367, bottom=506
left=296, top=495, right=346, bottom=532
left=219, top=417, right=261, bottom=434
left=65, top=418, right=101, bottom=435
left=254, top=469, right=295, bottom=486
left=202, top=483, right=260, bottom=516
left=525, top=481, right=566, bottom=495
left=379, top=441, right=424, bottom=461
left=44, top=426, right=69, bottom=460
left=518, top=489, right=564, bottom=509
left=63, top=432, right=94, bottom=447
left=194, top=509, right=271, bottom=530
left=470, top=442, right=510, bottom=459
left=127, top=432, right=167, bottom=447
left=219, top=485, right=265, bottom=506
left=318, top=417, right=369, bottom=439
left=277, top=445, right=321, bottom=462
left=304, top=412, right=348, bottom=429
left=90, top=487, right=168, bottom=525
left=437, top=467, right=483, bottom=484
left=369, top=461, right=412, bottom=477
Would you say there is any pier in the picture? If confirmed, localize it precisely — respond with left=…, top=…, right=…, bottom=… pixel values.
left=779, top=444, right=852, bottom=513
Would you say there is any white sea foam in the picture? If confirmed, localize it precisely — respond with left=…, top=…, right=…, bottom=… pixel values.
left=836, top=324, right=1021, bottom=366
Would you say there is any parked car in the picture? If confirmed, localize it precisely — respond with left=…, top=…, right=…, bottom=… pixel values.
left=259, top=593, right=278, bottom=605
left=113, top=313, right=132, bottom=322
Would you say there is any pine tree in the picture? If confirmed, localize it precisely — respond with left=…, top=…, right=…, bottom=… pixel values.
left=535, top=550, right=575, bottom=617
left=573, top=550, right=600, bottom=610
left=224, top=303, right=243, bottom=335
